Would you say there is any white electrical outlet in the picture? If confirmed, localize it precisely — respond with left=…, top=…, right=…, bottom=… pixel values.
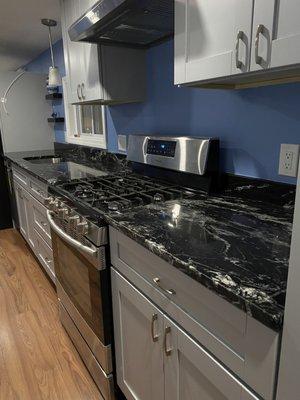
left=279, top=143, right=300, bottom=177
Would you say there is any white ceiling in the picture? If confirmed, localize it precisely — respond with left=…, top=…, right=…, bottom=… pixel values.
left=0, top=0, right=62, bottom=71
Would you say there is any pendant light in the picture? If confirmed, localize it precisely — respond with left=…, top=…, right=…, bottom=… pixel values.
left=41, top=18, right=61, bottom=88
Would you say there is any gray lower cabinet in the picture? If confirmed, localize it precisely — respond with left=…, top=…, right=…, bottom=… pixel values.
left=111, top=268, right=259, bottom=400
left=112, top=267, right=164, bottom=400
left=14, top=181, right=28, bottom=239
left=12, top=166, right=54, bottom=282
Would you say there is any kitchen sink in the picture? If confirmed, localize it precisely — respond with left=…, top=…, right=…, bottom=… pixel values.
left=24, top=155, right=62, bottom=164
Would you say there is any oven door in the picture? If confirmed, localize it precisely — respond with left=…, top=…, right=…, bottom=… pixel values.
left=47, top=211, right=111, bottom=346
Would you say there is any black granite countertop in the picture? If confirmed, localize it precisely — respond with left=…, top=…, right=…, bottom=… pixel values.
left=5, top=144, right=129, bottom=185
left=5, top=145, right=295, bottom=331
left=107, top=187, right=294, bottom=331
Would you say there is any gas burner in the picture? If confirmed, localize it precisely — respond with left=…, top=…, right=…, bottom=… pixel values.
left=58, top=173, right=196, bottom=213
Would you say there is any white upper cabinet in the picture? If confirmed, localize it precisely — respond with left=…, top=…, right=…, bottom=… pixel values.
left=175, top=0, right=300, bottom=86
left=175, top=0, right=254, bottom=84
left=251, top=0, right=300, bottom=70
left=61, top=0, right=146, bottom=105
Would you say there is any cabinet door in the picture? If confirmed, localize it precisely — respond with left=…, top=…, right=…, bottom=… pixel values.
left=251, top=0, right=300, bottom=71
left=23, top=191, right=36, bottom=251
left=81, top=44, right=103, bottom=102
left=14, top=181, right=28, bottom=239
left=111, top=268, right=164, bottom=400
left=164, top=316, right=259, bottom=400
left=175, top=0, right=254, bottom=84
left=62, top=0, right=85, bottom=103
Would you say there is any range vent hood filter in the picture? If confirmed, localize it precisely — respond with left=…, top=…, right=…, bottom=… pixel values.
left=69, top=0, right=174, bottom=48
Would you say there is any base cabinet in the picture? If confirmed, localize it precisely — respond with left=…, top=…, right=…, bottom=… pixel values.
left=112, top=267, right=164, bottom=400
left=12, top=167, right=54, bottom=282
left=14, top=181, right=28, bottom=240
left=111, top=268, right=259, bottom=400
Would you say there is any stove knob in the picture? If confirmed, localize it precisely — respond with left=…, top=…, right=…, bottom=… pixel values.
left=49, top=198, right=59, bottom=211
left=68, top=215, right=80, bottom=229
left=58, top=207, right=68, bottom=219
left=76, top=221, right=89, bottom=235
left=44, top=196, right=54, bottom=207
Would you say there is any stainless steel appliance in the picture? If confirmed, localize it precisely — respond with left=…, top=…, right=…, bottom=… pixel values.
left=47, top=135, right=219, bottom=399
left=46, top=198, right=114, bottom=400
left=68, top=0, right=174, bottom=48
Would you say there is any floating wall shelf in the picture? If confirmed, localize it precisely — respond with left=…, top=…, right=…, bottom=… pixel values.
left=45, top=93, right=63, bottom=100
left=47, top=117, right=65, bottom=123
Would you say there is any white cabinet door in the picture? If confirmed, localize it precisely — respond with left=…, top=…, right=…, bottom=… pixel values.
left=62, top=0, right=86, bottom=103
left=81, top=44, right=103, bottom=102
left=175, top=0, right=254, bottom=84
left=251, top=0, right=300, bottom=71
left=164, top=316, right=259, bottom=400
left=23, top=191, right=36, bottom=251
left=111, top=268, right=164, bottom=400
left=250, top=0, right=276, bottom=71
left=14, top=181, right=28, bottom=239
left=271, top=0, right=300, bottom=69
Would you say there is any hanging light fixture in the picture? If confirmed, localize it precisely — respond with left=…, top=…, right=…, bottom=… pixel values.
left=41, top=18, right=61, bottom=88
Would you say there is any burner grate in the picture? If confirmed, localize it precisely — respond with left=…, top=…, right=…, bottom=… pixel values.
left=60, top=174, right=195, bottom=212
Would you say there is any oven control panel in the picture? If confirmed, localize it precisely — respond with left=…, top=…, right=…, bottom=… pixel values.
left=146, top=139, right=176, bottom=157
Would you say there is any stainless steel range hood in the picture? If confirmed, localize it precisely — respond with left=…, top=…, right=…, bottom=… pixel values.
left=68, top=0, right=174, bottom=48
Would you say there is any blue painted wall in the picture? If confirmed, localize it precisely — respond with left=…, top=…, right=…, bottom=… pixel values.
left=26, top=40, right=66, bottom=143
left=27, top=39, right=300, bottom=183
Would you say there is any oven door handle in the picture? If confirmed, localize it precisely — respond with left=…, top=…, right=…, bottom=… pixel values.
left=47, top=211, right=98, bottom=258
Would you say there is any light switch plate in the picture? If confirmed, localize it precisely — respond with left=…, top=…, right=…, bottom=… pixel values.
left=279, top=143, right=300, bottom=177
left=118, top=135, right=127, bottom=153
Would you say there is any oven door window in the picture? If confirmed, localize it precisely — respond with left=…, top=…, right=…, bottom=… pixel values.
left=52, top=231, right=109, bottom=343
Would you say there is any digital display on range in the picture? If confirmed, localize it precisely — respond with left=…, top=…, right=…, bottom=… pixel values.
left=146, top=140, right=177, bottom=157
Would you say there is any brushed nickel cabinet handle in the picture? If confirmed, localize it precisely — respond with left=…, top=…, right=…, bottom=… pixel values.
left=81, top=83, right=85, bottom=100
left=235, top=30, right=244, bottom=69
left=153, top=277, right=176, bottom=296
left=151, top=314, right=159, bottom=342
left=255, top=24, right=265, bottom=65
left=77, top=84, right=82, bottom=100
left=164, top=326, right=172, bottom=356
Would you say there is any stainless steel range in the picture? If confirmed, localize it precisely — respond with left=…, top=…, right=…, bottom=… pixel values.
left=46, top=135, right=219, bottom=400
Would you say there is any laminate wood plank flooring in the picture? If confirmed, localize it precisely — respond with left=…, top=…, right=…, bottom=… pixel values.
left=0, top=229, right=102, bottom=400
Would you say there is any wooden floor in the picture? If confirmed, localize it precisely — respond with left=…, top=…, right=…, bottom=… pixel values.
left=0, top=229, right=102, bottom=400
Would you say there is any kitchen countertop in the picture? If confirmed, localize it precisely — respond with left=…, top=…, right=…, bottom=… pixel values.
left=5, top=147, right=129, bottom=184
left=5, top=147, right=295, bottom=331
left=107, top=190, right=293, bottom=331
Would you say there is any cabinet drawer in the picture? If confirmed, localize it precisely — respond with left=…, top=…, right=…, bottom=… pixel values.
left=35, top=230, right=55, bottom=283
left=28, top=176, right=48, bottom=204
left=31, top=194, right=51, bottom=247
left=109, top=227, right=278, bottom=400
left=12, top=166, right=28, bottom=188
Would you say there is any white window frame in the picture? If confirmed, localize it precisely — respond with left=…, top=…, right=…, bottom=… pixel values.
left=62, top=76, right=107, bottom=149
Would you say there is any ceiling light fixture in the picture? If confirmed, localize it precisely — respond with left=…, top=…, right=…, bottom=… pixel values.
left=41, top=18, right=61, bottom=88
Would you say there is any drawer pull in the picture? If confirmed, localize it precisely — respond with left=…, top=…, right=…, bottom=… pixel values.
left=153, top=277, right=176, bottom=296
left=151, top=314, right=160, bottom=342
left=164, top=326, right=172, bottom=356
left=44, top=257, right=52, bottom=264
left=41, top=221, right=48, bottom=227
